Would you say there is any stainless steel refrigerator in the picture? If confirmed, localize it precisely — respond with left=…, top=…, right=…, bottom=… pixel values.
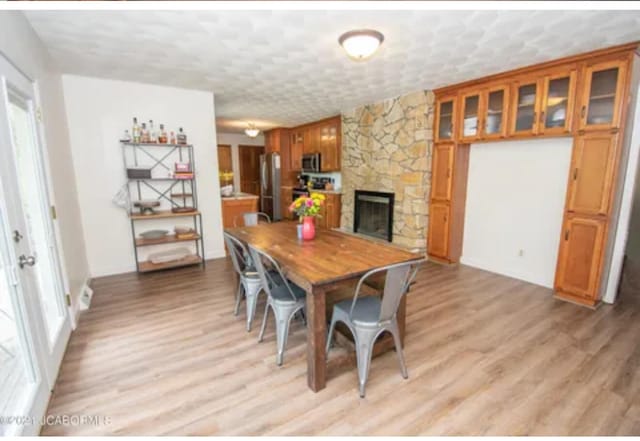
left=260, top=152, right=281, bottom=221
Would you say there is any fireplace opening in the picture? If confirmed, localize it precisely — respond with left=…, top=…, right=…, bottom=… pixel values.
left=354, top=190, right=394, bottom=242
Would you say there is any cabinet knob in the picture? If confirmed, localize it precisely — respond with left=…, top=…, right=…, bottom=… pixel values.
left=580, top=106, right=586, bottom=119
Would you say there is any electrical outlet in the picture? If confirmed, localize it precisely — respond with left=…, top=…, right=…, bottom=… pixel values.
left=518, top=249, right=524, bottom=257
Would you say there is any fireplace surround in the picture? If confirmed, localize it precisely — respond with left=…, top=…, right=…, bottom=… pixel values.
left=354, top=190, right=394, bottom=242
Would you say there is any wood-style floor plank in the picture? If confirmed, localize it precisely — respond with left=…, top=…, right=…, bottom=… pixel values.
left=41, top=259, right=640, bottom=435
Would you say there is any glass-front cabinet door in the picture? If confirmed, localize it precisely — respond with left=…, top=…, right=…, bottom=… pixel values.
left=540, top=70, right=576, bottom=135
left=434, top=96, right=456, bottom=143
left=510, top=78, right=541, bottom=136
left=459, top=91, right=482, bottom=142
left=578, top=59, right=627, bottom=131
left=483, top=85, right=509, bottom=140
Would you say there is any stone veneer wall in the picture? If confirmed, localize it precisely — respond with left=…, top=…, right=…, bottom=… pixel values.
left=341, top=90, right=434, bottom=251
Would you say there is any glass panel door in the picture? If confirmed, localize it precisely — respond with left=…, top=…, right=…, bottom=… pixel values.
left=586, top=67, right=619, bottom=126
left=460, top=93, right=480, bottom=141
left=436, top=98, right=455, bottom=142
left=542, top=72, right=575, bottom=134
left=512, top=81, right=539, bottom=135
left=484, top=87, right=508, bottom=139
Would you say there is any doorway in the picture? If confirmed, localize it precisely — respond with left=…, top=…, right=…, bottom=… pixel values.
left=239, top=145, right=264, bottom=196
left=0, top=55, right=72, bottom=435
left=217, top=144, right=232, bottom=189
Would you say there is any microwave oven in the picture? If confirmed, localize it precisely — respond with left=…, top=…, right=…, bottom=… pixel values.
left=301, top=153, right=321, bottom=173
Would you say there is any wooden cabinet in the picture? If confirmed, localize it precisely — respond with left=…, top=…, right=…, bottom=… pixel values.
left=317, top=192, right=341, bottom=230
left=289, top=131, right=303, bottom=171
left=539, top=69, right=577, bottom=135
left=458, top=85, right=508, bottom=142
left=566, top=132, right=618, bottom=216
left=264, top=128, right=293, bottom=185
left=435, top=96, right=456, bottom=143
left=510, top=77, right=542, bottom=137
left=281, top=186, right=293, bottom=220
left=555, top=216, right=606, bottom=302
left=294, top=115, right=341, bottom=171
left=578, top=59, right=628, bottom=131
left=430, top=143, right=454, bottom=201
left=427, top=203, right=450, bottom=259
left=221, top=197, right=259, bottom=229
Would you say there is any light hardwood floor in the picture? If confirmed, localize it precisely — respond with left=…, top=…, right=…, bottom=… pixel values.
left=42, top=259, right=640, bottom=435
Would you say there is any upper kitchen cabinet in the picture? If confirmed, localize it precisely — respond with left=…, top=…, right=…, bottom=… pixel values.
left=577, top=58, right=628, bottom=131
left=290, top=131, right=304, bottom=171
left=510, top=77, right=542, bottom=137
left=459, top=91, right=482, bottom=142
left=434, top=96, right=456, bottom=143
left=295, top=115, right=342, bottom=171
left=539, top=69, right=577, bottom=135
left=483, top=84, right=509, bottom=140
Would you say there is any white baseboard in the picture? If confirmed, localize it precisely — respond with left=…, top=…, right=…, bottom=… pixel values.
left=460, top=256, right=553, bottom=289
left=70, top=278, right=92, bottom=329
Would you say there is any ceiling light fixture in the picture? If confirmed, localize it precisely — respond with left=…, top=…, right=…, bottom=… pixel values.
left=244, top=123, right=260, bottom=138
left=338, top=29, right=384, bottom=60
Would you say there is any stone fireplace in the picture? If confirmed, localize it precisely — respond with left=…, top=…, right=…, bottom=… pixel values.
left=341, top=90, right=434, bottom=251
left=354, top=190, right=394, bottom=242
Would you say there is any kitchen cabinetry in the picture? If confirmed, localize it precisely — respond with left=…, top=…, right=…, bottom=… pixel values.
left=577, top=58, right=628, bottom=131
left=294, top=116, right=341, bottom=171
left=554, top=216, right=606, bottom=303
left=565, top=132, right=618, bottom=216
left=429, top=42, right=636, bottom=307
left=263, top=127, right=293, bottom=185
left=289, top=132, right=304, bottom=171
left=316, top=192, right=341, bottom=230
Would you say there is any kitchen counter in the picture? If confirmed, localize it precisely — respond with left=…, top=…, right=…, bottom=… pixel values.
left=309, top=189, right=342, bottom=195
left=221, top=192, right=259, bottom=200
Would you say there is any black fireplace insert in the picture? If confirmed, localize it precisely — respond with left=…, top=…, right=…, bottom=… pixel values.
left=353, top=190, right=394, bottom=242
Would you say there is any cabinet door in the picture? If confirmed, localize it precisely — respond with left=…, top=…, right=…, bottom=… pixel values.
left=435, top=96, right=456, bottom=143
left=555, top=216, right=606, bottom=300
left=430, top=143, right=454, bottom=201
left=320, top=124, right=338, bottom=171
left=427, top=203, right=450, bottom=259
left=302, top=128, right=313, bottom=154
left=540, top=70, right=576, bottom=135
left=566, top=132, right=618, bottom=215
left=578, top=59, right=627, bottom=131
left=482, top=85, right=509, bottom=140
left=459, top=91, right=482, bottom=142
left=290, top=132, right=303, bottom=171
left=510, top=78, right=541, bottom=136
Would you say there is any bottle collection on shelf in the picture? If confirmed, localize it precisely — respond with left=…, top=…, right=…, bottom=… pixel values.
left=121, top=117, right=188, bottom=145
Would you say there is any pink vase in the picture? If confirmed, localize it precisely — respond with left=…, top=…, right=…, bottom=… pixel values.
left=302, top=216, right=316, bottom=241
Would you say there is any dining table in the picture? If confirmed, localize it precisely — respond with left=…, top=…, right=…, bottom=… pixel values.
left=224, top=221, right=424, bottom=392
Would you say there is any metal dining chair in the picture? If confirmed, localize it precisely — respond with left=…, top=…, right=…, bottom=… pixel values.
left=233, top=212, right=271, bottom=227
left=248, top=244, right=307, bottom=366
left=224, top=232, right=269, bottom=332
left=326, top=259, right=424, bottom=398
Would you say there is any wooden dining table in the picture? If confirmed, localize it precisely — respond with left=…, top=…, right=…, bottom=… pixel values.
left=224, top=221, right=424, bottom=392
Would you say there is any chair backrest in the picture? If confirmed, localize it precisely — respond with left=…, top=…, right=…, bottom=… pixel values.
left=223, top=232, right=251, bottom=276
left=351, top=259, right=425, bottom=324
left=247, top=245, right=299, bottom=302
left=234, top=212, right=271, bottom=227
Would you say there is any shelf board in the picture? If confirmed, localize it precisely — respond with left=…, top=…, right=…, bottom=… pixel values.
left=138, top=254, right=202, bottom=273
left=129, top=177, right=194, bottom=181
left=129, top=209, right=200, bottom=220
left=135, top=233, right=201, bottom=247
left=121, top=142, right=193, bottom=148
left=170, top=193, right=193, bottom=198
left=589, top=93, right=615, bottom=101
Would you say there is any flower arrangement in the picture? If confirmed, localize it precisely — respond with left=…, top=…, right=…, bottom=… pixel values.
left=289, top=193, right=325, bottom=221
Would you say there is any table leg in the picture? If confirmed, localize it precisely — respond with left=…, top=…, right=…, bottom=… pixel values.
left=306, top=286, right=326, bottom=392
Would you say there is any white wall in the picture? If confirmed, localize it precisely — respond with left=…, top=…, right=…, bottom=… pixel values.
left=216, top=132, right=264, bottom=191
left=62, top=75, right=224, bottom=277
left=0, top=12, right=90, bottom=309
left=461, top=138, right=573, bottom=288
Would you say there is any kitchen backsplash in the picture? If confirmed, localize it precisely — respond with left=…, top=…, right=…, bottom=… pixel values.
left=305, top=172, right=342, bottom=191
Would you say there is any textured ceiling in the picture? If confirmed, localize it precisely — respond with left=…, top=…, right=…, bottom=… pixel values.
left=24, top=10, right=640, bottom=133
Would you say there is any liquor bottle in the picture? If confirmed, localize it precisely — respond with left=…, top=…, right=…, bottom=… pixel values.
left=176, top=127, right=187, bottom=145
left=132, top=117, right=140, bottom=143
left=158, top=124, right=168, bottom=144
left=169, top=131, right=176, bottom=144
left=149, top=120, right=157, bottom=143
left=141, top=123, right=149, bottom=143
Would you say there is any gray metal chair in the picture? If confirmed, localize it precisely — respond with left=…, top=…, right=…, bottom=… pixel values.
left=248, top=244, right=306, bottom=366
left=233, top=212, right=271, bottom=227
left=224, top=232, right=267, bottom=331
left=326, top=259, right=424, bottom=398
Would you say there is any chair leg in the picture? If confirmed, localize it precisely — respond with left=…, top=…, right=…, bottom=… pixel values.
left=325, top=312, right=337, bottom=357
left=274, top=306, right=297, bottom=366
left=245, top=283, right=262, bottom=332
left=233, top=283, right=243, bottom=316
left=258, top=302, right=270, bottom=342
left=355, top=329, right=377, bottom=398
left=390, top=319, right=408, bottom=379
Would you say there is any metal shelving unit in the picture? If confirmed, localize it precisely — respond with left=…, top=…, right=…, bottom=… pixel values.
left=121, top=141, right=205, bottom=273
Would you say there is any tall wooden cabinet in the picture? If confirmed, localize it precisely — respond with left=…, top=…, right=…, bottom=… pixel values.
left=427, top=42, right=638, bottom=307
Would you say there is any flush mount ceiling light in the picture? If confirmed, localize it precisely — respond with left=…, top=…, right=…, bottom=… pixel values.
left=244, top=123, right=260, bottom=138
left=338, top=29, right=384, bottom=60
